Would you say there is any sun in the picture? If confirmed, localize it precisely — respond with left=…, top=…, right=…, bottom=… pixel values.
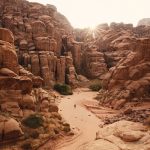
left=87, top=25, right=99, bottom=39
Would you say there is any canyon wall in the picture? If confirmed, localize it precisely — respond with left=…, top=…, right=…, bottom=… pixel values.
left=75, top=22, right=150, bottom=108
left=0, top=0, right=80, bottom=87
left=0, top=0, right=150, bottom=109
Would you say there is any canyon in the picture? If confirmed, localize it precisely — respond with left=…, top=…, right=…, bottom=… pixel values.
left=0, top=0, right=150, bottom=149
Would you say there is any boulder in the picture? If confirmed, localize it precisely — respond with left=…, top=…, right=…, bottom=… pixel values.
left=0, top=118, right=23, bottom=141
left=32, top=21, right=47, bottom=37
left=20, top=94, right=35, bottom=109
left=95, top=120, right=148, bottom=150
left=0, top=28, right=14, bottom=44
left=115, top=130, right=144, bottom=142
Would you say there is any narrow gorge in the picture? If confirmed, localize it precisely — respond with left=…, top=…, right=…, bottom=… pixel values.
left=0, top=0, right=150, bottom=150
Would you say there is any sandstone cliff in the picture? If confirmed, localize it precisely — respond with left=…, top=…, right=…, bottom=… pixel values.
left=74, top=22, right=150, bottom=109
left=0, top=0, right=80, bottom=87
left=0, top=28, right=71, bottom=149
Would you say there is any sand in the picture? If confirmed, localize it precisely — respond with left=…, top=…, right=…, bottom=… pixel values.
left=55, top=88, right=101, bottom=150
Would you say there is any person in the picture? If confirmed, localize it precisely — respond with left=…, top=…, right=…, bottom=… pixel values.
left=74, top=104, right=76, bottom=108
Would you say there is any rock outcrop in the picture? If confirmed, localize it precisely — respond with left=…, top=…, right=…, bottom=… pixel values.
left=0, top=0, right=79, bottom=87
left=74, top=22, right=150, bottom=108
left=80, top=120, right=149, bottom=150
left=98, top=38, right=150, bottom=109
left=82, top=45, right=108, bottom=79
left=0, top=28, right=71, bottom=149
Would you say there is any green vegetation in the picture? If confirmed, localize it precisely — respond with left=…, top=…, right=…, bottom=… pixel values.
left=54, top=83, right=73, bottom=95
left=89, top=80, right=102, bottom=91
left=63, top=122, right=71, bottom=132
left=22, top=114, right=44, bottom=129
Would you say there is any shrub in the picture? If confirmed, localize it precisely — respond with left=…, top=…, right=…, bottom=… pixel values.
left=63, top=126, right=71, bottom=133
left=54, top=83, right=73, bottom=95
left=89, top=80, right=102, bottom=91
left=22, top=114, right=44, bottom=129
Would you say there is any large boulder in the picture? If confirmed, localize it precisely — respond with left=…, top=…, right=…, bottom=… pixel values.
left=0, top=117, right=23, bottom=141
left=94, top=120, right=149, bottom=150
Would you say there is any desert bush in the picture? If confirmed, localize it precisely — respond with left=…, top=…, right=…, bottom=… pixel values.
left=54, top=83, right=73, bottom=95
left=22, top=114, right=44, bottom=129
left=63, top=126, right=71, bottom=132
left=89, top=80, right=102, bottom=91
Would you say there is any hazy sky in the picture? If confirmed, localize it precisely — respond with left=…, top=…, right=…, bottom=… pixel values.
left=28, top=0, right=150, bottom=28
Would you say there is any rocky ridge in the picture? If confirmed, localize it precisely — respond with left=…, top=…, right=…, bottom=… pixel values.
left=0, top=0, right=81, bottom=87
left=0, top=28, right=71, bottom=149
left=75, top=22, right=150, bottom=109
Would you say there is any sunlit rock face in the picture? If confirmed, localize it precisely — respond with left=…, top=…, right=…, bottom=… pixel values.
left=0, top=0, right=79, bottom=87
left=74, top=22, right=150, bottom=108
left=97, top=38, right=150, bottom=109
left=0, top=28, right=70, bottom=149
left=80, top=120, right=149, bottom=150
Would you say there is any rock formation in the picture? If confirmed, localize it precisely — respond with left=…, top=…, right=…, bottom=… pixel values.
left=100, top=38, right=150, bottom=109
left=79, top=120, right=149, bottom=150
left=0, top=0, right=80, bottom=87
left=74, top=22, right=150, bottom=109
left=0, top=28, right=71, bottom=149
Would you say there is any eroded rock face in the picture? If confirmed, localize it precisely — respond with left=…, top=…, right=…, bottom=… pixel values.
left=75, top=23, right=150, bottom=108
left=80, top=120, right=149, bottom=150
left=0, top=28, right=14, bottom=44
left=95, top=120, right=149, bottom=150
left=100, top=38, right=150, bottom=109
left=0, top=0, right=80, bottom=86
left=0, top=117, right=23, bottom=141
left=0, top=28, right=70, bottom=149
left=82, top=46, right=108, bottom=79
left=0, top=40, right=18, bottom=74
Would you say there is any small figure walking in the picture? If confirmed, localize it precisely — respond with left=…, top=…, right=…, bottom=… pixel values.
left=74, top=104, right=76, bottom=108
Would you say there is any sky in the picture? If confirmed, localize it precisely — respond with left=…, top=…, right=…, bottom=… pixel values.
left=28, top=0, right=150, bottom=28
